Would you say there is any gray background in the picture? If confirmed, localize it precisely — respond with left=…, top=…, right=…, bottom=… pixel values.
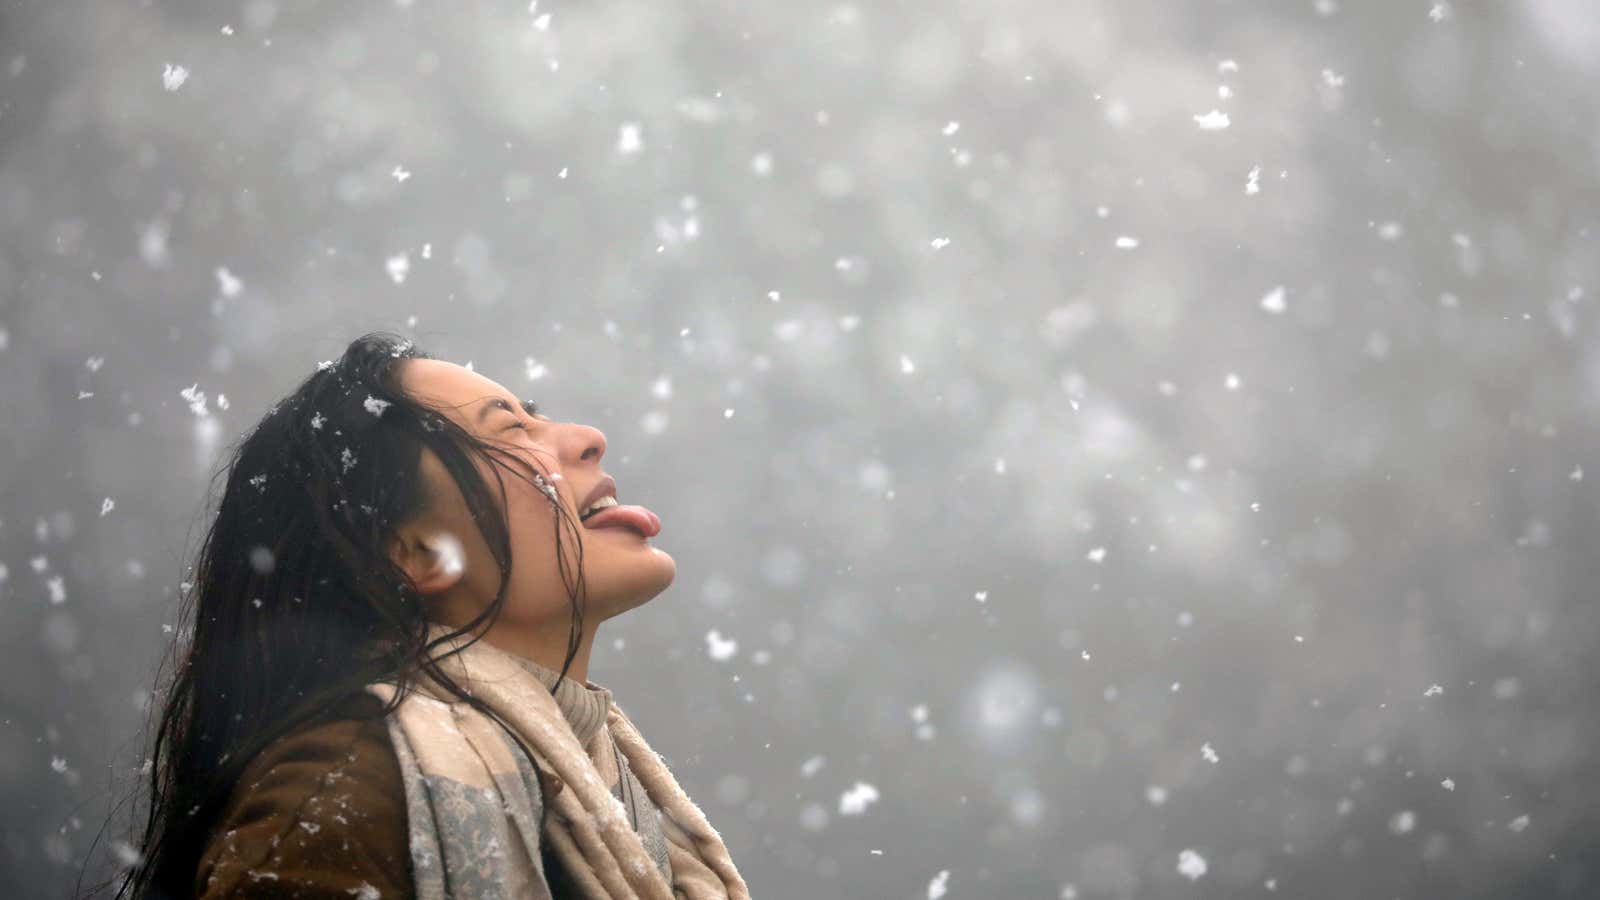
left=2, top=0, right=1597, bottom=897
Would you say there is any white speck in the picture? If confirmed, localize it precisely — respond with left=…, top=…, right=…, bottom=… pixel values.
left=421, top=243, right=432, bottom=259
left=180, top=384, right=209, bottom=417
left=346, top=882, right=381, bottom=900
left=1389, top=809, right=1416, bottom=834
left=299, top=820, right=321, bottom=835
left=86, top=356, right=105, bottom=372
left=800, top=755, right=826, bottom=778
left=930, top=237, right=950, bottom=250
left=1145, top=785, right=1168, bottom=806
left=1086, top=546, right=1107, bottom=563
left=524, top=357, right=548, bottom=381
left=1114, top=235, right=1140, bottom=249
left=1217, top=59, right=1240, bottom=73
left=927, top=869, right=950, bottom=899
left=974, top=590, right=988, bottom=604
left=1423, top=684, right=1443, bottom=697
left=217, top=394, right=229, bottom=411
left=100, top=498, right=115, bottom=516
left=1570, top=465, right=1583, bottom=481
left=1246, top=165, right=1261, bottom=195
left=1295, top=634, right=1305, bottom=643
left=942, top=121, right=960, bottom=136
left=1177, top=610, right=1194, bottom=628
left=391, top=165, right=411, bottom=182
left=557, top=166, right=569, bottom=179
left=1376, top=221, right=1404, bottom=241
left=1321, top=68, right=1345, bottom=88
left=1440, top=778, right=1455, bottom=791
left=1193, top=109, right=1230, bottom=130
left=1315, top=0, right=1338, bottom=15
left=750, top=152, right=774, bottom=176
left=900, top=354, right=916, bottom=374
left=1260, top=285, right=1287, bottom=313
left=386, top=253, right=410, bottom=284
left=1177, top=849, right=1208, bottom=880
left=51, top=756, right=68, bottom=773
left=706, top=629, right=738, bottom=661
left=161, top=63, right=189, bottom=91
left=838, top=781, right=880, bottom=816
left=310, top=412, right=325, bottom=430
left=340, top=447, right=358, bottom=473
left=47, top=575, right=66, bottom=605
left=723, top=407, right=735, bottom=419
left=362, top=395, right=391, bottom=417
left=1508, top=814, right=1530, bottom=832
left=1429, top=2, right=1451, bottom=23
left=215, top=267, right=243, bottom=297
left=1217, top=84, right=1233, bottom=99
left=1224, top=372, right=1242, bottom=391
left=77, top=391, right=94, bottom=399
left=533, top=12, right=552, bottom=30
left=1201, top=742, right=1219, bottom=763
left=617, top=122, right=643, bottom=155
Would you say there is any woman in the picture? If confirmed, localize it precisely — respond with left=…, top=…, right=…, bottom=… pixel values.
left=108, top=332, right=750, bottom=898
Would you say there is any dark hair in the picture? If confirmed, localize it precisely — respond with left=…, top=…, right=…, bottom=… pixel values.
left=80, top=331, right=590, bottom=899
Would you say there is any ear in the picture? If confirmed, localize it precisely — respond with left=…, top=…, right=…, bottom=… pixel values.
left=388, top=526, right=467, bottom=597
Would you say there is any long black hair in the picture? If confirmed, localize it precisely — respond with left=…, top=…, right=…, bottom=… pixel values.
left=81, top=331, right=590, bottom=899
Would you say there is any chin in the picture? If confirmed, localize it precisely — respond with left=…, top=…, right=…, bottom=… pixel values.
left=591, top=545, right=676, bottom=613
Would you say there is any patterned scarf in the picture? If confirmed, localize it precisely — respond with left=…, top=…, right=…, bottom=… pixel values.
left=364, top=622, right=751, bottom=899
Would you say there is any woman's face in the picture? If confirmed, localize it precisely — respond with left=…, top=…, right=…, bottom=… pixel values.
left=393, top=357, right=675, bottom=636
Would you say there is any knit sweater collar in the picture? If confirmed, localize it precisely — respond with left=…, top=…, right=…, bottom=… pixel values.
left=503, top=652, right=613, bottom=747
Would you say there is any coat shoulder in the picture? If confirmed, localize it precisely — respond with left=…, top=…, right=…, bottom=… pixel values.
left=195, top=691, right=414, bottom=899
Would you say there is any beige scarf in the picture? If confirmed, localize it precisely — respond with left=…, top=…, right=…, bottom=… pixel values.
left=365, top=621, right=751, bottom=899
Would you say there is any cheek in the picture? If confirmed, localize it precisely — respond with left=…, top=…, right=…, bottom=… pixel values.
left=505, top=477, right=567, bottom=567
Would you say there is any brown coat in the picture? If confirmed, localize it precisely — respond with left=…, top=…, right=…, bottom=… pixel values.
left=193, top=691, right=585, bottom=898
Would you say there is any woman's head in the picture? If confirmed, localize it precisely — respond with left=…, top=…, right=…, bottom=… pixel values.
left=389, top=354, right=674, bottom=660
left=99, top=331, right=672, bottom=898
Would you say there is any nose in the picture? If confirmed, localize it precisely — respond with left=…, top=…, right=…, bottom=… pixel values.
left=562, top=421, right=606, bottom=464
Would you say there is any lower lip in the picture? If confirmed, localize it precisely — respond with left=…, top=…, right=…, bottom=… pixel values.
left=582, top=504, right=661, bottom=538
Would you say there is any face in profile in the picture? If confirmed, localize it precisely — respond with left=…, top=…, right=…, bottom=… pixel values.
left=390, top=357, right=675, bottom=642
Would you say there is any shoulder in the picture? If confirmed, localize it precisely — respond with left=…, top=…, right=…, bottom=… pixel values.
left=195, top=690, right=413, bottom=899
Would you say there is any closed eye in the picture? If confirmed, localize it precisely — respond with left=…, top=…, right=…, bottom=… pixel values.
left=494, top=397, right=543, bottom=430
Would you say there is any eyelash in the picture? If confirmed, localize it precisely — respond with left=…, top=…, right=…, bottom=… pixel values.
left=499, top=398, right=541, bottom=428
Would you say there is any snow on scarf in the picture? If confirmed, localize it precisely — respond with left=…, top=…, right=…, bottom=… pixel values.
left=364, top=622, right=751, bottom=899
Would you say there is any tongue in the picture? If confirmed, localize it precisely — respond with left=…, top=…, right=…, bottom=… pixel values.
left=583, top=504, right=661, bottom=537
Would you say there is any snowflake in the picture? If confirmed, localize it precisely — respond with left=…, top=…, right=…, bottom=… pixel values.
left=1177, top=849, right=1208, bottom=880
left=838, top=781, right=880, bottom=816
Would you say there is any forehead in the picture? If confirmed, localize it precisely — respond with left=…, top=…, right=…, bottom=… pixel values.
left=397, top=358, right=515, bottom=418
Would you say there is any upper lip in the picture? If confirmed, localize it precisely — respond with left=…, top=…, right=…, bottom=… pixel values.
left=578, top=475, right=617, bottom=520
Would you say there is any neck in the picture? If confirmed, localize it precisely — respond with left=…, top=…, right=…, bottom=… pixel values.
left=436, top=610, right=600, bottom=685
